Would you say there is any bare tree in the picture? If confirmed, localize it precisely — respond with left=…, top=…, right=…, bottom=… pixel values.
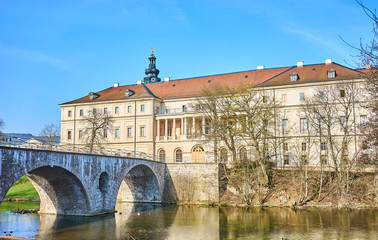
left=83, top=107, right=113, bottom=153
left=196, top=84, right=281, bottom=204
left=0, top=118, right=4, bottom=140
left=39, top=123, right=60, bottom=150
left=357, top=1, right=378, bottom=165
left=301, top=82, right=360, bottom=201
left=342, top=0, right=378, bottom=165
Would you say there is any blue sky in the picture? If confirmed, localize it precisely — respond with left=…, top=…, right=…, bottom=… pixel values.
left=0, top=0, right=376, bottom=135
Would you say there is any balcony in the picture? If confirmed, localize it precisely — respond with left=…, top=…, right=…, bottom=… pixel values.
left=155, top=107, right=193, bottom=115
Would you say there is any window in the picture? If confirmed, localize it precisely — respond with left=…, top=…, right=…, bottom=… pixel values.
left=103, top=129, right=108, bottom=138
left=282, top=119, right=288, bottom=133
left=328, top=69, right=336, bottom=78
left=290, top=72, right=298, bottom=82
left=79, top=109, right=84, bottom=116
left=104, top=108, right=108, bottom=114
left=115, top=129, right=119, bottom=138
left=175, top=149, right=183, bottom=162
left=360, top=88, right=365, bottom=97
left=167, top=123, right=172, bottom=136
left=301, top=155, right=308, bottom=165
left=220, top=148, right=228, bottom=163
left=127, top=127, right=132, bottom=137
left=166, top=108, right=170, bottom=113
left=263, top=96, right=268, bottom=103
left=319, top=91, right=325, bottom=99
left=360, top=115, right=367, bottom=126
left=340, top=89, right=345, bottom=98
left=282, top=94, right=287, bottom=102
left=182, top=105, right=187, bottom=112
left=115, top=107, right=119, bottom=114
left=128, top=105, right=132, bottom=113
left=320, top=119, right=326, bottom=131
left=321, top=142, right=327, bottom=151
left=192, top=145, right=205, bottom=163
left=300, top=118, right=307, bottom=132
left=302, top=142, right=307, bottom=151
left=239, top=147, right=247, bottom=162
left=93, top=108, right=97, bottom=114
left=283, top=155, right=289, bottom=165
left=68, top=110, right=72, bottom=117
left=340, top=116, right=345, bottom=131
left=283, top=143, right=288, bottom=152
left=299, top=92, right=305, bottom=101
left=141, top=104, right=145, bottom=112
left=159, top=149, right=166, bottom=162
left=67, top=130, right=72, bottom=140
left=140, top=126, right=145, bottom=137
left=79, top=130, right=83, bottom=139
left=321, top=155, right=328, bottom=165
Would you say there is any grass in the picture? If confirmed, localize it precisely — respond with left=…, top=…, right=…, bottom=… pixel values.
left=4, top=176, right=40, bottom=200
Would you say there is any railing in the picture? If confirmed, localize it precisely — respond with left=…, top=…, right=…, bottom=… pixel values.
left=0, top=141, right=155, bottom=161
left=156, top=107, right=194, bottom=115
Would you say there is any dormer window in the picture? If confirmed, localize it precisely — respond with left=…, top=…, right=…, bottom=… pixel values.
left=328, top=69, right=336, bottom=78
left=290, top=72, right=298, bottom=82
left=124, top=89, right=135, bottom=97
left=89, top=92, right=100, bottom=100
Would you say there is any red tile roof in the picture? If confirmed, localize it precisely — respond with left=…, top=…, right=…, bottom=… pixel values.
left=61, top=62, right=365, bottom=105
left=62, top=84, right=152, bottom=104
left=259, top=63, right=364, bottom=87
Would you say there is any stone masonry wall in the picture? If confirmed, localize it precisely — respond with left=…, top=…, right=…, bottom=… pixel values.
left=165, top=163, right=220, bottom=203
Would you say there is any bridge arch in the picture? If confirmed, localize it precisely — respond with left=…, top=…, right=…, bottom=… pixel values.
left=1, top=165, right=90, bottom=216
left=117, top=164, right=162, bottom=203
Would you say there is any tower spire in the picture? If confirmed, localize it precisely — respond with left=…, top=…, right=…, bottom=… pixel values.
left=144, top=50, right=161, bottom=83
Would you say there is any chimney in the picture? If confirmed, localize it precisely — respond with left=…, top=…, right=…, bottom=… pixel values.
left=325, top=58, right=332, bottom=65
left=113, top=83, right=119, bottom=88
left=257, top=65, right=265, bottom=70
left=137, top=80, right=142, bottom=85
left=164, top=77, right=170, bottom=82
left=297, top=61, right=304, bottom=67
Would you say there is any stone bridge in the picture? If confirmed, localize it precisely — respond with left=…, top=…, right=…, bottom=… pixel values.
left=0, top=146, right=175, bottom=216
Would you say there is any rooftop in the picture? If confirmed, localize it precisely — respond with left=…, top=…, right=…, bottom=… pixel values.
left=61, top=62, right=366, bottom=105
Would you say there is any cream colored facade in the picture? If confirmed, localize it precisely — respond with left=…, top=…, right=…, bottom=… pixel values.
left=60, top=60, right=369, bottom=167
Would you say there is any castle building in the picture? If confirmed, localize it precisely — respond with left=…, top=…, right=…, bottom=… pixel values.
left=59, top=54, right=368, bottom=166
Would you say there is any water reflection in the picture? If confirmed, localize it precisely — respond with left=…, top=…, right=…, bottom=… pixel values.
left=0, top=202, right=376, bottom=239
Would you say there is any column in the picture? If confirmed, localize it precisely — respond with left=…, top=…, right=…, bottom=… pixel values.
left=202, top=116, right=205, bottom=135
left=165, top=119, right=168, bottom=140
left=192, top=116, right=196, bottom=138
left=181, top=118, right=184, bottom=135
left=184, top=118, right=188, bottom=136
left=157, top=120, right=160, bottom=138
left=173, top=118, right=176, bottom=139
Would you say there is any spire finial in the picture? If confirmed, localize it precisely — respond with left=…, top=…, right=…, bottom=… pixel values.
left=151, top=47, right=155, bottom=53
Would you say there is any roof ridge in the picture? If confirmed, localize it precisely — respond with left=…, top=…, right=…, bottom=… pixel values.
left=256, top=66, right=296, bottom=86
left=142, top=83, right=161, bottom=99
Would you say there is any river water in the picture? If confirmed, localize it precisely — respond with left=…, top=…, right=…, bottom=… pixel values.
left=0, top=202, right=377, bottom=239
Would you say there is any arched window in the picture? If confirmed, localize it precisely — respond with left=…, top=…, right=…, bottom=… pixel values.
left=175, top=149, right=183, bottom=162
left=220, top=148, right=228, bottom=163
left=239, top=147, right=247, bottom=163
left=158, top=149, right=166, bottom=162
left=192, top=145, right=205, bottom=163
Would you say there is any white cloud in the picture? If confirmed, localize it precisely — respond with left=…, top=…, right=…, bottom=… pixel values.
left=282, top=26, right=350, bottom=56
left=0, top=43, right=72, bottom=71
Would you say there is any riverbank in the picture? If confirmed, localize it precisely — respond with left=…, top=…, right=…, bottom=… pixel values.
left=0, top=236, right=31, bottom=240
left=4, top=176, right=39, bottom=201
left=217, top=170, right=378, bottom=209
